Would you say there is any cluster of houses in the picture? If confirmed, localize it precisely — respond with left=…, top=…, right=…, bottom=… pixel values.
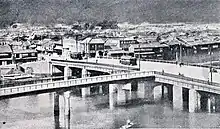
left=1, top=23, right=220, bottom=65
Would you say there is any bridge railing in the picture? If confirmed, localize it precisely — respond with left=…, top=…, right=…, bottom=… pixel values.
left=101, top=57, right=220, bottom=69
left=51, top=59, right=139, bottom=71
left=141, top=59, right=220, bottom=69
left=154, top=71, right=220, bottom=87
left=0, top=76, right=67, bottom=88
left=2, top=70, right=220, bottom=96
left=0, top=71, right=154, bottom=96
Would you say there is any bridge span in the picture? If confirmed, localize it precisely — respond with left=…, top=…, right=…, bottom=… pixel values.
left=1, top=70, right=220, bottom=113
left=86, top=58, right=220, bottom=83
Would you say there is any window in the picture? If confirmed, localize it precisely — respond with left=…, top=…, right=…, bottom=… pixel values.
left=213, top=45, right=218, bottom=48
left=31, top=53, right=36, bottom=57
left=97, top=44, right=104, bottom=50
left=89, top=44, right=95, bottom=50
left=22, top=53, right=29, bottom=58
left=16, top=54, right=20, bottom=58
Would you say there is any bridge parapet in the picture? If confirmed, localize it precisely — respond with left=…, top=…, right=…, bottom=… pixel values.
left=0, top=71, right=154, bottom=97
left=51, top=59, right=138, bottom=73
left=1, top=71, right=220, bottom=97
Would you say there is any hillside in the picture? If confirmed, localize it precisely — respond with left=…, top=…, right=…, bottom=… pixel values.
left=0, top=0, right=220, bottom=27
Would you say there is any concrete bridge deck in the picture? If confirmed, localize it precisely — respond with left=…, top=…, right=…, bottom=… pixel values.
left=1, top=71, right=220, bottom=98
left=51, top=59, right=139, bottom=73
left=86, top=58, right=220, bottom=83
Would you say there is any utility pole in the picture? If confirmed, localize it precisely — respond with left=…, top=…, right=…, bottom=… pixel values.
left=138, top=42, right=141, bottom=70
left=8, top=44, right=16, bottom=64
left=209, top=45, right=213, bottom=84
left=179, top=43, right=182, bottom=64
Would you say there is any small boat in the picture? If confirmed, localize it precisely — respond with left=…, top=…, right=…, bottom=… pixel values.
left=119, top=120, right=134, bottom=129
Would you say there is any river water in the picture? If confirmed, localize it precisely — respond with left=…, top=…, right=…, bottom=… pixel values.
left=1, top=90, right=220, bottom=129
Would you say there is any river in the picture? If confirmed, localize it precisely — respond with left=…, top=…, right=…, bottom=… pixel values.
left=0, top=90, right=220, bottom=129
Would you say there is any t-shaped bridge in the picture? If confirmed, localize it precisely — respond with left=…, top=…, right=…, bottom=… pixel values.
left=1, top=70, right=220, bottom=113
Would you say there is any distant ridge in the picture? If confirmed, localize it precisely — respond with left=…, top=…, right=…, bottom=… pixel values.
left=0, top=0, right=220, bottom=27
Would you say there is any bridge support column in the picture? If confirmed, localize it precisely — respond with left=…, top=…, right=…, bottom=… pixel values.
left=137, top=81, right=154, bottom=101
left=137, top=81, right=147, bottom=99
left=99, top=85, right=103, bottom=94
left=109, top=84, right=117, bottom=109
left=207, top=97, right=211, bottom=113
left=64, top=66, right=72, bottom=80
left=81, top=87, right=91, bottom=97
left=206, top=95, right=217, bottom=113
left=49, top=63, right=53, bottom=76
left=63, top=91, right=71, bottom=129
left=161, top=85, right=165, bottom=100
left=117, top=83, right=127, bottom=105
left=173, top=85, right=183, bottom=110
left=54, top=93, right=60, bottom=129
left=82, top=68, right=88, bottom=78
left=188, top=89, right=202, bottom=113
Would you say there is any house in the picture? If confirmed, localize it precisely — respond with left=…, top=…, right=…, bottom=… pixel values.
left=0, top=45, right=38, bottom=65
left=105, top=38, right=133, bottom=57
left=81, top=38, right=106, bottom=57
left=36, top=39, right=63, bottom=56
left=128, top=36, right=220, bottom=63
left=119, top=37, right=139, bottom=51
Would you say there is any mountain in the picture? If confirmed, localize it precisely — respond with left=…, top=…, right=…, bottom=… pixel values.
left=0, top=0, right=220, bottom=27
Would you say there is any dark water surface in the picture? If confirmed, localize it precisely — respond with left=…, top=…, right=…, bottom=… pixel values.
left=1, top=91, right=220, bottom=129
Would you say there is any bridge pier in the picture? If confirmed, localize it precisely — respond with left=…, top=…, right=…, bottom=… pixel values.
left=82, top=68, right=90, bottom=78
left=137, top=80, right=154, bottom=101
left=81, top=87, right=91, bottom=97
left=99, top=85, right=103, bottom=94
left=63, top=91, right=71, bottom=129
left=49, top=63, right=53, bottom=76
left=54, top=93, right=60, bottom=129
left=64, top=66, right=72, bottom=80
left=109, top=84, right=117, bottom=109
left=173, top=85, right=183, bottom=110
left=54, top=91, right=71, bottom=129
left=117, top=83, right=127, bottom=105
left=206, top=95, right=216, bottom=113
left=188, top=89, right=199, bottom=113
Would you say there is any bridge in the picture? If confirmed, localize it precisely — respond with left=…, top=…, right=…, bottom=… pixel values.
left=87, top=57, right=220, bottom=83
left=50, top=58, right=138, bottom=74
left=2, top=58, right=220, bottom=129
left=1, top=70, right=220, bottom=113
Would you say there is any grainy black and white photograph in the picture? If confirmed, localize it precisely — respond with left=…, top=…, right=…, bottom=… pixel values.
left=1, top=0, right=220, bottom=129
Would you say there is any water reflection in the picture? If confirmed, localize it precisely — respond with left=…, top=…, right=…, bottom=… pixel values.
left=0, top=90, right=220, bottom=129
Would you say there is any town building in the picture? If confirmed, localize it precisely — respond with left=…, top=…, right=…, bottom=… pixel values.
left=0, top=45, right=37, bottom=65
left=81, top=38, right=106, bottom=58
